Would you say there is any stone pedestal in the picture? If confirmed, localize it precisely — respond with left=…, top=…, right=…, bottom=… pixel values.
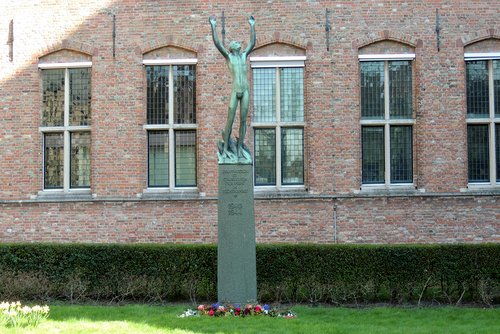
left=217, top=163, right=256, bottom=304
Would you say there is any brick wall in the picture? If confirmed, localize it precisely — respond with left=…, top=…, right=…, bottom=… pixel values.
left=0, top=1, right=498, bottom=244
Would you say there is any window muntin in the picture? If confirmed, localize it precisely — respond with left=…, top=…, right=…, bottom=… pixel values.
left=466, top=59, right=500, bottom=185
left=252, top=66, right=304, bottom=188
left=40, top=67, right=91, bottom=191
left=145, top=64, right=197, bottom=189
left=360, top=60, right=414, bottom=186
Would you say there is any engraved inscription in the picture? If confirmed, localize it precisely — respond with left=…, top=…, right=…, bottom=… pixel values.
left=228, top=203, right=243, bottom=216
left=220, top=168, right=251, bottom=195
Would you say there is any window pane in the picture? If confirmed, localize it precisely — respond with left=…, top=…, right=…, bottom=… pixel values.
left=44, top=133, right=63, bottom=189
left=467, top=125, right=490, bottom=182
left=389, top=61, right=412, bottom=119
left=69, top=68, right=91, bottom=126
left=494, top=60, right=500, bottom=117
left=362, top=127, right=384, bottom=184
left=148, top=131, right=169, bottom=187
left=496, top=125, right=500, bottom=182
left=390, top=126, right=413, bottom=183
left=175, top=130, right=196, bottom=187
left=254, top=128, right=276, bottom=185
left=42, top=69, right=65, bottom=126
left=147, top=66, right=169, bottom=124
left=173, top=65, right=196, bottom=124
left=281, top=128, right=304, bottom=185
left=280, top=68, right=304, bottom=122
left=466, top=61, right=489, bottom=118
left=70, top=132, right=91, bottom=188
left=253, top=68, right=276, bottom=122
left=360, top=62, right=384, bottom=119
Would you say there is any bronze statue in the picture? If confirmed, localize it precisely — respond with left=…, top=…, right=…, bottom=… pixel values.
left=210, top=15, right=256, bottom=164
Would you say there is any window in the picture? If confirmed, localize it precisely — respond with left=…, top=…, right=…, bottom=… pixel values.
left=359, top=55, right=415, bottom=187
left=39, top=63, right=92, bottom=191
left=465, top=53, right=500, bottom=185
left=144, top=60, right=197, bottom=189
left=251, top=57, right=305, bottom=188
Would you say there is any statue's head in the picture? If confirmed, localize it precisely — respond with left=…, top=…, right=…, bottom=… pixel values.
left=229, top=41, right=241, bottom=53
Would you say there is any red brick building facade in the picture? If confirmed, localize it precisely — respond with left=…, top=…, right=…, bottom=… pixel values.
left=0, top=1, right=498, bottom=244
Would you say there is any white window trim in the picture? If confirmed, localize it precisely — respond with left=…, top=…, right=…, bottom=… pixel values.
left=464, top=52, right=500, bottom=61
left=358, top=54, right=415, bottom=62
left=360, top=58, right=415, bottom=190
left=466, top=58, right=499, bottom=187
left=143, top=61, right=197, bottom=191
left=251, top=58, right=306, bottom=190
left=38, top=62, right=92, bottom=69
left=142, top=58, right=198, bottom=66
left=39, top=66, right=91, bottom=193
left=250, top=56, right=306, bottom=68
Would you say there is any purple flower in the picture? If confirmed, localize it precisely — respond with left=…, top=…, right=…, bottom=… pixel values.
left=263, top=304, right=270, bottom=311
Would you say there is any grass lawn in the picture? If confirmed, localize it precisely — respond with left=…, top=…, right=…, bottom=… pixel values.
left=1, top=304, right=498, bottom=334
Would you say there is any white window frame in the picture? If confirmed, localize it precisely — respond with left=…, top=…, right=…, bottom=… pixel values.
left=142, top=59, right=198, bottom=192
left=465, top=54, right=500, bottom=188
left=250, top=56, right=306, bottom=191
left=359, top=55, right=416, bottom=190
left=38, top=62, right=92, bottom=194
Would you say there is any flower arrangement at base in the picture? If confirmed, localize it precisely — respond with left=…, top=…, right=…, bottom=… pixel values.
left=178, top=303, right=296, bottom=318
left=0, top=301, right=50, bottom=327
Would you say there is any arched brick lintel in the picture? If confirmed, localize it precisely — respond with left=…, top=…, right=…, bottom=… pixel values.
left=37, top=39, right=95, bottom=59
left=460, top=29, right=500, bottom=47
left=254, top=32, right=308, bottom=51
left=354, top=30, right=420, bottom=50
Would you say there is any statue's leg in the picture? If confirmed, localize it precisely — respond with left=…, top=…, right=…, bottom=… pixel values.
left=224, top=91, right=238, bottom=153
left=237, top=90, right=250, bottom=157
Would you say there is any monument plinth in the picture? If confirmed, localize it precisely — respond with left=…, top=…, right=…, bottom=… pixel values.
left=210, top=14, right=257, bottom=304
left=217, top=163, right=256, bottom=303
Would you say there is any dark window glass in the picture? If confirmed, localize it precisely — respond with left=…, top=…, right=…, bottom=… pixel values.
left=280, top=67, right=304, bottom=122
left=466, top=61, right=490, bottom=118
left=42, top=69, right=65, bottom=126
left=360, top=62, right=384, bottom=119
left=69, top=68, right=91, bottom=126
left=496, top=125, right=500, bottom=182
left=173, top=65, right=196, bottom=124
left=148, top=131, right=169, bottom=187
left=467, top=125, right=490, bottom=182
left=44, top=133, right=64, bottom=188
left=494, top=60, right=500, bottom=117
left=70, top=132, right=91, bottom=188
left=362, top=127, right=384, bottom=184
left=175, top=130, right=196, bottom=187
left=281, top=128, right=304, bottom=185
left=146, top=66, right=169, bottom=124
left=253, top=68, right=276, bottom=122
left=390, top=126, right=413, bottom=183
left=254, top=128, right=276, bottom=185
left=389, top=61, right=412, bottom=119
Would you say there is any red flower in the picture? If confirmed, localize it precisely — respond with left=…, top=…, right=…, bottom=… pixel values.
left=209, top=309, right=214, bottom=316
left=255, top=305, right=262, bottom=313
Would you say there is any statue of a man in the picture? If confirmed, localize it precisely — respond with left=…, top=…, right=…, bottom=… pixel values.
left=209, top=15, right=256, bottom=163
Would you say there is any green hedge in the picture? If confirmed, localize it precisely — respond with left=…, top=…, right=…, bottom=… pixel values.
left=0, top=244, right=498, bottom=305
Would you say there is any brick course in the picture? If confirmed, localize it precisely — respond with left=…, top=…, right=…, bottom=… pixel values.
left=0, top=1, right=498, bottom=244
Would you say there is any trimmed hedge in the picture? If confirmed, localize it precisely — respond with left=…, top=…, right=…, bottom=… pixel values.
left=0, top=243, right=498, bottom=305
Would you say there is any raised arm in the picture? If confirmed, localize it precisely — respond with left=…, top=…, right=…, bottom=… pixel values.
left=209, top=16, right=229, bottom=59
left=243, top=16, right=256, bottom=56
